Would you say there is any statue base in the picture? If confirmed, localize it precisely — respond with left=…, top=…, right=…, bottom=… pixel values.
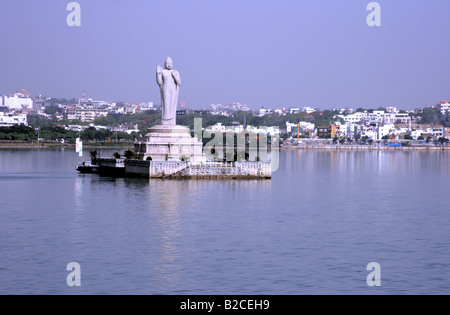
left=134, top=125, right=206, bottom=163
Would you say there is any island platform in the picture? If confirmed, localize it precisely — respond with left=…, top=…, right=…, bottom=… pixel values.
left=77, top=158, right=271, bottom=179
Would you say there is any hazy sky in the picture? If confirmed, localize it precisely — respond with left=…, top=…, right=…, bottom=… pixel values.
left=1, top=0, right=449, bottom=110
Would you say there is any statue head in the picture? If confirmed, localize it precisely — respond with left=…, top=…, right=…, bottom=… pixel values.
left=165, top=57, right=173, bottom=70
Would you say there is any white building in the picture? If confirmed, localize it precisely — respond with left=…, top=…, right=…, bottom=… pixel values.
left=273, top=109, right=284, bottom=115
left=393, top=127, right=410, bottom=138
left=338, top=112, right=365, bottom=124
left=363, top=128, right=378, bottom=140
left=207, top=123, right=279, bottom=136
left=259, top=107, right=273, bottom=117
left=386, top=106, right=398, bottom=113
left=411, top=129, right=426, bottom=140
left=64, top=108, right=109, bottom=122
left=286, top=121, right=315, bottom=134
left=428, top=127, right=444, bottom=139
left=289, top=107, right=301, bottom=114
left=207, top=123, right=242, bottom=134
left=368, top=111, right=385, bottom=124
left=0, top=93, right=33, bottom=110
left=383, top=113, right=410, bottom=125
left=0, top=112, right=28, bottom=127
left=338, top=122, right=360, bottom=139
left=360, top=123, right=394, bottom=140
left=337, top=123, right=348, bottom=137
left=302, top=107, right=316, bottom=114
left=440, top=101, right=450, bottom=115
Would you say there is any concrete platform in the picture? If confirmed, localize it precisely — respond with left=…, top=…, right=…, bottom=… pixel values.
left=134, top=125, right=205, bottom=163
left=78, top=158, right=271, bottom=179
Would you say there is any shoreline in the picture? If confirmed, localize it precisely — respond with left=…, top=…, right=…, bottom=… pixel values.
left=1, top=141, right=448, bottom=152
left=0, top=141, right=133, bottom=150
left=281, top=145, right=449, bottom=151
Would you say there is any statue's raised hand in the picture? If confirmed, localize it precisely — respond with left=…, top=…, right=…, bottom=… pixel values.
left=171, top=70, right=181, bottom=86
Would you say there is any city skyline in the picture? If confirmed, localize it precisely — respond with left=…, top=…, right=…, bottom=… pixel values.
left=1, top=87, right=447, bottom=114
left=1, top=0, right=449, bottom=110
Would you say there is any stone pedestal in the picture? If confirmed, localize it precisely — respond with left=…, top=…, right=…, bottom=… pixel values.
left=134, top=125, right=205, bottom=163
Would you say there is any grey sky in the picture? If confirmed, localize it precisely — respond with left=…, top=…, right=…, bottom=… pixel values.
left=1, top=0, right=449, bottom=110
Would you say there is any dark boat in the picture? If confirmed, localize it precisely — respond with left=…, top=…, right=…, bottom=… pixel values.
left=76, top=162, right=99, bottom=174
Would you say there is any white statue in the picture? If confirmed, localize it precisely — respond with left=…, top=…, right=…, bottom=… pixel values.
left=156, top=57, right=181, bottom=126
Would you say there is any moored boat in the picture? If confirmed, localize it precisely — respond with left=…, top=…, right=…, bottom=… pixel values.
left=76, top=162, right=99, bottom=174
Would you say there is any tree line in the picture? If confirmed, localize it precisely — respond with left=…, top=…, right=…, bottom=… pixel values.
left=0, top=125, right=138, bottom=143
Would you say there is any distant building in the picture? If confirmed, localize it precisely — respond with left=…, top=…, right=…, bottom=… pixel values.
left=210, top=102, right=250, bottom=114
left=338, top=112, right=365, bottom=124
left=336, top=123, right=359, bottom=139
left=344, top=107, right=353, bottom=114
left=444, top=128, right=450, bottom=140
left=64, top=108, right=109, bottom=122
left=286, top=121, right=315, bottom=135
left=368, top=111, right=385, bottom=124
left=317, top=126, right=331, bottom=138
left=0, top=92, right=33, bottom=110
left=331, top=125, right=340, bottom=138
left=259, top=107, right=273, bottom=117
left=303, top=107, right=316, bottom=114
left=273, top=109, right=284, bottom=115
left=429, top=127, right=444, bottom=139
left=176, top=109, right=187, bottom=116
left=378, top=124, right=395, bottom=139
left=0, top=112, right=28, bottom=127
left=386, top=106, right=398, bottom=113
left=33, top=95, right=48, bottom=110
left=362, top=126, right=378, bottom=140
left=440, top=101, right=450, bottom=115
left=207, top=122, right=243, bottom=134
left=383, top=113, right=411, bottom=125
left=191, top=109, right=211, bottom=115
left=289, top=107, right=301, bottom=114
left=411, top=129, right=426, bottom=140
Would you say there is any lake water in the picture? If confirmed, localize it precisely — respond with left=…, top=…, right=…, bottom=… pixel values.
left=0, top=148, right=449, bottom=295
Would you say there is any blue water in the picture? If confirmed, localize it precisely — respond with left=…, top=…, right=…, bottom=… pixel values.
left=0, top=149, right=449, bottom=294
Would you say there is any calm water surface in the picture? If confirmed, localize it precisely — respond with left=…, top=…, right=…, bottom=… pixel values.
left=0, top=149, right=449, bottom=294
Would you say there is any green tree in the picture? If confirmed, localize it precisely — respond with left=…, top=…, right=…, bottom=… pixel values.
left=94, top=115, right=117, bottom=126
left=0, top=125, right=37, bottom=141
left=420, top=107, right=440, bottom=124
left=81, top=127, right=113, bottom=141
left=124, top=149, right=137, bottom=159
left=44, top=105, right=60, bottom=115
